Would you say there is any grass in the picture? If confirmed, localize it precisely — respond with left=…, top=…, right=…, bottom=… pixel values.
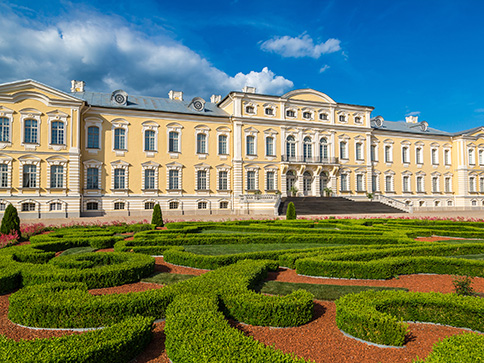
left=143, top=272, right=194, bottom=285
left=58, top=247, right=96, bottom=256
left=183, top=243, right=340, bottom=256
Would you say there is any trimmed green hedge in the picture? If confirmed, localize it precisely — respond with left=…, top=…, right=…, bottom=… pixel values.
left=414, top=333, right=484, bottom=362
left=165, top=294, right=311, bottom=363
left=336, top=290, right=484, bottom=346
left=0, top=315, right=154, bottom=363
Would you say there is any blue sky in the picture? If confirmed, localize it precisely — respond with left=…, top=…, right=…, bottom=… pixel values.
left=1, top=0, right=483, bottom=131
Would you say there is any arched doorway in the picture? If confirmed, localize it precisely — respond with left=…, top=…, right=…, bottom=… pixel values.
left=303, top=171, right=312, bottom=196
left=320, top=171, right=329, bottom=196
left=286, top=170, right=296, bottom=195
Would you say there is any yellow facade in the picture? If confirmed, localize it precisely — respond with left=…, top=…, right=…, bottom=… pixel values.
left=0, top=79, right=483, bottom=218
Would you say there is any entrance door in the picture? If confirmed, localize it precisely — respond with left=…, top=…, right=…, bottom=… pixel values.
left=286, top=171, right=296, bottom=195
left=303, top=171, right=312, bottom=196
left=320, top=172, right=328, bottom=195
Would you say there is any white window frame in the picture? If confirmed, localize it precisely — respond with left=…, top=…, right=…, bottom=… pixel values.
left=339, top=141, right=348, bottom=160
left=431, top=175, right=440, bottom=193
left=443, top=148, right=451, bottom=165
left=470, top=176, right=477, bottom=192
left=415, top=146, right=423, bottom=164
left=384, top=144, right=393, bottom=163
left=167, top=123, right=183, bottom=155
left=384, top=173, right=395, bottom=193
left=416, top=175, right=425, bottom=193
left=142, top=121, right=159, bottom=156
left=244, top=128, right=258, bottom=157
left=340, top=172, right=349, bottom=191
left=20, top=109, right=42, bottom=150
left=469, top=148, right=476, bottom=165
left=444, top=176, right=452, bottom=193
left=402, top=175, right=410, bottom=193
left=195, top=165, right=210, bottom=191
left=84, top=160, right=102, bottom=191
left=285, top=107, right=297, bottom=119
left=216, top=165, right=231, bottom=192
left=355, top=142, right=364, bottom=161
left=301, top=108, right=314, bottom=120
left=141, top=161, right=160, bottom=191
left=402, top=145, right=410, bottom=164
left=47, top=157, right=68, bottom=190
left=111, top=119, right=129, bottom=156
left=0, top=106, right=14, bottom=148
left=265, top=166, right=278, bottom=192
left=216, top=127, right=230, bottom=156
left=244, top=102, right=257, bottom=115
left=85, top=117, right=103, bottom=153
left=355, top=173, right=365, bottom=192
left=263, top=103, right=276, bottom=117
left=431, top=148, right=439, bottom=165
left=245, top=166, right=259, bottom=191
left=18, top=156, right=40, bottom=190
left=111, top=161, right=129, bottom=191
left=47, top=111, right=68, bottom=150
left=0, top=155, right=12, bottom=189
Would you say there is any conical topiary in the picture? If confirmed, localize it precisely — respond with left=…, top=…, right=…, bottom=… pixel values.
left=1, top=204, right=21, bottom=236
left=286, top=202, right=297, bottom=220
left=151, top=203, right=164, bottom=227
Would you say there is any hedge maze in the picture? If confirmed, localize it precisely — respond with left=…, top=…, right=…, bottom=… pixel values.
left=2, top=218, right=484, bottom=362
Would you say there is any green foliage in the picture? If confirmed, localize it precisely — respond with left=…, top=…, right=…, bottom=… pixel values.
left=151, top=204, right=164, bottom=227
left=286, top=202, right=297, bottom=220
left=452, top=275, right=475, bottom=296
left=1, top=204, right=20, bottom=236
left=414, top=333, right=484, bottom=362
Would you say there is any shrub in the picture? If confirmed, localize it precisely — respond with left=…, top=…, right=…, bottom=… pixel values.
left=286, top=202, right=297, bottom=220
left=453, top=275, right=475, bottom=296
left=1, top=204, right=20, bottom=237
left=414, top=333, right=484, bottom=362
left=151, top=204, right=164, bottom=227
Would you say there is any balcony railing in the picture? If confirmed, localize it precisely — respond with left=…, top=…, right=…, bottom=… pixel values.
left=281, top=155, right=339, bottom=164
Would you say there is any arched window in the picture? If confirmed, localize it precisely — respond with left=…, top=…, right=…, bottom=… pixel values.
left=86, top=201, right=98, bottom=210
left=286, top=136, right=296, bottom=159
left=320, top=138, right=328, bottom=161
left=303, top=136, right=312, bottom=160
left=114, top=128, right=126, bottom=150
left=169, top=131, right=179, bottom=152
left=197, top=133, right=207, bottom=154
left=87, top=126, right=99, bottom=149
left=51, top=121, right=64, bottom=145
left=144, top=130, right=156, bottom=151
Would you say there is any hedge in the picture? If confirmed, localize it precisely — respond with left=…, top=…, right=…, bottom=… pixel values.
left=114, top=240, right=183, bottom=255
left=0, top=315, right=154, bottom=363
left=336, top=290, right=484, bottom=346
left=165, top=294, right=311, bottom=363
left=414, top=333, right=484, bottom=362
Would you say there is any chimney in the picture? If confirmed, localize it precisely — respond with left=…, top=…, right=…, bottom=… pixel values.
left=210, top=94, right=221, bottom=103
left=405, top=115, right=418, bottom=123
left=168, top=90, right=183, bottom=101
left=242, top=86, right=256, bottom=93
left=71, top=80, right=85, bottom=93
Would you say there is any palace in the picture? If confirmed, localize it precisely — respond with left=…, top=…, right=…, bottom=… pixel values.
left=0, top=79, right=482, bottom=218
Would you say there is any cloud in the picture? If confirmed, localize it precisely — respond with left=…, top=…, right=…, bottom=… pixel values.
left=0, top=8, right=293, bottom=99
left=405, top=111, right=421, bottom=117
left=475, top=108, right=484, bottom=113
left=260, top=33, right=341, bottom=59
left=319, top=65, right=330, bottom=73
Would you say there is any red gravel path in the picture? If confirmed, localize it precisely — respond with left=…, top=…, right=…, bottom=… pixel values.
left=2, top=257, right=483, bottom=363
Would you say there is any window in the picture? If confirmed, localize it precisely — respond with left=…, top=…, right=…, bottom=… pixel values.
left=372, top=174, right=378, bottom=192
left=198, top=201, right=207, bottom=209
left=319, top=113, right=328, bottom=121
left=169, top=201, right=179, bottom=209
left=114, top=168, right=126, bottom=189
left=22, top=165, right=36, bottom=188
left=246, top=135, right=255, bottom=155
left=445, top=177, right=452, bottom=193
left=444, top=149, right=450, bottom=165
left=87, top=168, right=99, bottom=189
left=470, top=177, right=476, bottom=192
left=245, top=105, right=254, bottom=114
left=340, top=174, right=348, bottom=191
left=50, top=165, right=63, bottom=188
left=385, top=175, right=393, bottom=192
left=168, top=170, right=179, bottom=190
left=145, top=202, right=155, bottom=210
left=303, top=111, right=311, bottom=119
left=447, top=200, right=453, bottom=207
left=266, top=136, right=275, bottom=156
left=114, top=128, right=126, bottom=150
left=0, top=117, right=9, bottom=142
left=480, top=177, right=484, bottom=192
left=340, top=141, right=348, bottom=159
left=303, top=137, right=312, bottom=159
left=218, top=135, right=228, bottom=155
left=472, top=200, right=477, bottom=206
left=21, top=202, right=35, bottom=211
left=114, top=202, right=125, bottom=210
left=469, top=149, right=475, bottom=165
left=0, top=164, right=7, bottom=188
left=417, top=176, right=424, bottom=192
left=197, top=170, right=207, bottom=190
left=247, top=170, right=256, bottom=190
left=286, top=136, right=296, bottom=158
left=320, top=138, right=328, bottom=160
left=355, top=116, right=362, bottom=123
left=416, top=147, right=423, bottom=164
left=24, top=119, right=38, bottom=144
left=197, top=133, right=207, bottom=154
left=403, top=176, right=410, bottom=192
left=432, top=177, right=439, bottom=192
left=218, top=171, right=228, bottom=190
left=355, top=143, right=363, bottom=160
left=431, top=149, right=438, bottom=165
left=339, top=115, right=346, bottom=122
left=265, top=107, right=274, bottom=116
left=480, top=150, right=484, bottom=165
left=0, top=203, right=5, bottom=211
left=220, top=201, right=229, bottom=209
left=144, top=169, right=156, bottom=189
left=51, top=121, right=64, bottom=145
left=286, top=110, right=295, bottom=117
left=435, top=200, right=441, bottom=207
left=144, top=130, right=156, bottom=151
left=266, top=171, right=275, bottom=191
left=86, top=202, right=98, bottom=210
left=356, top=174, right=364, bottom=192
left=87, top=126, right=99, bottom=149
left=402, top=146, right=409, bottom=163
left=169, top=131, right=179, bottom=152
left=384, top=145, right=392, bottom=163
left=49, top=202, right=62, bottom=211
left=371, top=145, right=377, bottom=161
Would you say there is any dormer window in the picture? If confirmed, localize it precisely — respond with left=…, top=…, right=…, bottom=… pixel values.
left=286, top=110, right=295, bottom=118
left=303, top=112, right=312, bottom=120
left=355, top=116, right=362, bottom=123
left=265, top=108, right=274, bottom=116
left=339, top=115, right=346, bottom=122
left=319, top=113, right=328, bottom=121
left=245, top=105, right=255, bottom=114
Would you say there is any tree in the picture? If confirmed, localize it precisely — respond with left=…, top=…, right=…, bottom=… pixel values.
left=286, top=202, right=297, bottom=220
left=1, top=204, right=21, bottom=236
left=151, top=204, right=164, bottom=227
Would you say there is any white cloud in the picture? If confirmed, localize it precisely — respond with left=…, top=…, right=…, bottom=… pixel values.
left=405, top=111, right=421, bottom=117
left=319, top=65, right=330, bottom=73
left=475, top=108, right=484, bottom=113
left=0, top=9, right=293, bottom=98
left=260, top=33, right=341, bottom=59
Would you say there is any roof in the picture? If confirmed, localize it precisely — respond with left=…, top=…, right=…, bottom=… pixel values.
left=72, top=91, right=229, bottom=118
left=371, top=119, right=451, bottom=136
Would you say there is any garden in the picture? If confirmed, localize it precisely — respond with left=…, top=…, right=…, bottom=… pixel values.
left=1, top=207, right=484, bottom=362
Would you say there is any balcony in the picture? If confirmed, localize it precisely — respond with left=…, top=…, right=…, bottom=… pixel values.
left=281, top=155, right=339, bottom=164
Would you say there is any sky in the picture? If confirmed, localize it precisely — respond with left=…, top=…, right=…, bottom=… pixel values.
left=0, top=0, right=483, bottom=132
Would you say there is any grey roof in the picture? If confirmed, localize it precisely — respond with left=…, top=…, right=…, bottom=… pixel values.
left=72, top=91, right=230, bottom=118
left=371, top=119, right=451, bottom=136
left=450, top=126, right=483, bottom=136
